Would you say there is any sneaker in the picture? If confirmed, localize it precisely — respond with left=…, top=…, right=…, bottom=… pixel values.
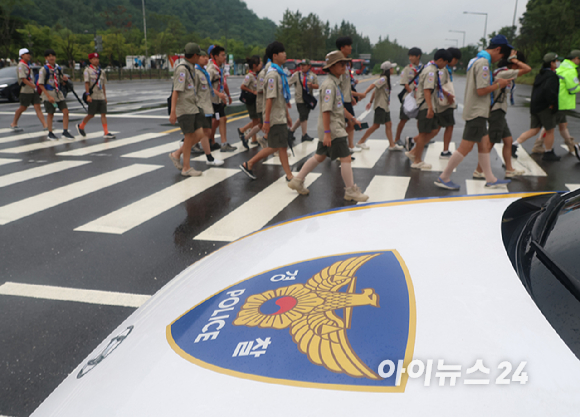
left=472, top=170, right=486, bottom=179
left=434, top=177, right=460, bottom=190
left=542, top=150, right=561, bottom=161
left=405, top=151, right=416, bottom=163
left=405, top=136, right=415, bottom=151
left=350, top=147, right=362, bottom=153
left=388, top=144, right=405, bottom=151
left=485, top=179, right=511, bottom=188
left=564, top=137, right=576, bottom=154
left=47, top=132, right=58, bottom=141
left=238, top=128, right=249, bottom=150
left=239, top=162, right=256, bottom=180
left=344, top=184, right=369, bottom=202
left=206, top=158, right=224, bottom=166
left=181, top=167, right=202, bottom=177
left=302, top=134, right=314, bottom=142
left=76, top=124, right=86, bottom=137
left=104, top=133, right=116, bottom=139
left=505, top=169, right=525, bottom=178
left=10, top=125, right=23, bottom=132
left=210, top=142, right=221, bottom=151
left=511, top=144, right=518, bottom=159
left=169, top=153, right=183, bottom=170
left=250, top=140, right=259, bottom=147
left=288, top=177, right=309, bottom=195
left=191, top=143, right=204, bottom=154
left=258, top=137, right=268, bottom=149
left=355, top=142, right=370, bottom=150
left=221, top=143, right=236, bottom=152
left=575, top=143, right=580, bottom=161
left=411, top=161, right=432, bottom=170
left=62, top=130, right=75, bottom=140
left=440, top=150, right=453, bottom=159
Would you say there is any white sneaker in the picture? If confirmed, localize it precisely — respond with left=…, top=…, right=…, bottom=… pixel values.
left=350, top=147, right=361, bottom=153
left=181, top=167, right=202, bottom=177
left=206, top=158, right=224, bottom=166
left=472, top=170, right=485, bottom=179
left=355, top=142, right=370, bottom=150
left=344, top=184, right=369, bottom=202
left=411, top=161, right=432, bottom=170
left=389, top=144, right=404, bottom=151
left=288, top=177, right=309, bottom=195
left=10, top=125, right=23, bottom=132
left=405, top=151, right=416, bottom=162
left=505, top=168, right=525, bottom=178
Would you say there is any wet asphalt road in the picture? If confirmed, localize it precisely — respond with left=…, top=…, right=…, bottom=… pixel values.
left=1, top=73, right=580, bottom=416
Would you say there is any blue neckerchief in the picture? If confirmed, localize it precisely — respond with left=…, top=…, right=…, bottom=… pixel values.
left=412, top=63, right=423, bottom=86
left=196, top=64, right=214, bottom=96
left=270, top=63, right=291, bottom=103
left=468, top=51, right=494, bottom=104
left=446, top=65, right=453, bottom=82
left=426, top=61, right=444, bottom=101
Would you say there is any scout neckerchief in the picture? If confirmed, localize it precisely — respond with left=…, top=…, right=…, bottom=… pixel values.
left=89, top=64, right=102, bottom=89
left=426, top=61, right=444, bottom=101
left=446, top=65, right=454, bottom=82
left=301, top=69, right=310, bottom=93
left=411, top=63, right=424, bottom=86
left=493, top=67, right=515, bottom=105
left=269, top=63, right=291, bottom=103
left=211, top=58, right=224, bottom=92
left=195, top=64, right=214, bottom=96
left=19, top=59, right=31, bottom=81
left=44, top=63, right=60, bottom=92
left=468, top=51, right=494, bottom=104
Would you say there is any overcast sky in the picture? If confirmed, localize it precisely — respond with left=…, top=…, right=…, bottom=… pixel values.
left=245, top=0, right=529, bottom=52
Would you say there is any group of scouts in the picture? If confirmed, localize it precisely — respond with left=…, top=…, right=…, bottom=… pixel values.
left=11, top=48, right=114, bottom=140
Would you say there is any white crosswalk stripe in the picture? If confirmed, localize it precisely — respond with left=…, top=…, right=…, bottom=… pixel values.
left=56, top=132, right=168, bottom=156
left=422, top=141, right=456, bottom=172
left=351, top=139, right=391, bottom=169
left=566, top=184, right=580, bottom=191
left=194, top=173, right=321, bottom=242
left=360, top=175, right=410, bottom=204
left=0, top=130, right=52, bottom=144
left=0, top=158, right=20, bottom=166
left=465, top=179, right=509, bottom=195
left=75, top=168, right=239, bottom=234
left=191, top=141, right=247, bottom=162
left=263, top=140, right=319, bottom=166
left=0, top=131, right=116, bottom=154
left=0, top=160, right=90, bottom=188
left=121, top=141, right=178, bottom=159
left=494, top=144, right=547, bottom=177
left=0, top=164, right=161, bottom=225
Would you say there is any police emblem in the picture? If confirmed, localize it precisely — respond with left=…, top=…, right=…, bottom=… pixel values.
left=167, top=251, right=416, bottom=392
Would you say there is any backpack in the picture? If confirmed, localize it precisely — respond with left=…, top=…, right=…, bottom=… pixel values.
left=35, top=65, right=58, bottom=95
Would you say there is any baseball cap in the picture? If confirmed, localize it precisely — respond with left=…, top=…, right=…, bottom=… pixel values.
left=184, top=43, right=201, bottom=55
left=19, top=48, right=30, bottom=57
left=300, top=59, right=311, bottom=65
left=323, top=51, right=351, bottom=70
left=207, top=45, right=215, bottom=55
left=568, top=50, right=580, bottom=59
left=490, top=34, right=513, bottom=49
left=380, top=61, right=393, bottom=71
left=199, top=50, right=208, bottom=57
left=88, top=52, right=99, bottom=60
left=543, top=52, right=560, bottom=63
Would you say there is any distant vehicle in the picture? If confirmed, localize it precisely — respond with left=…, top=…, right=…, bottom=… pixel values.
left=351, top=59, right=366, bottom=75
left=310, top=60, right=325, bottom=75
left=0, top=65, right=72, bottom=102
left=283, top=59, right=300, bottom=75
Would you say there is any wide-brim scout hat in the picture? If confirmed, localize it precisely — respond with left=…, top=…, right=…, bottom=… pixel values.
left=184, top=43, right=202, bottom=55
left=543, top=52, right=560, bottom=63
left=323, top=51, right=351, bottom=70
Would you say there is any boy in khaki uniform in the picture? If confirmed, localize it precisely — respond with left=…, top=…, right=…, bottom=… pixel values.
left=255, top=52, right=271, bottom=148
left=396, top=47, right=423, bottom=145
left=288, top=59, right=319, bottom=142
left=240, top=42, right=293, bottom=181
left=11, top=48, right=47, bottom=131
left=438, top=48, right=462, bottom=158
left=77, top=53, right=115, bottom=139
left=237, top=55, right=262, bottom=150
left=37, top=49, right=74, bottom=140
left=436, top=35, right=514, bottom=190
left=288, top=51, right=368, bottom=202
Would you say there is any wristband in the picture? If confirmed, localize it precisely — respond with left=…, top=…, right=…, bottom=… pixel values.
left=264, top=121, right=270, bottom=124
left=324, top=130, right=331, bottom=133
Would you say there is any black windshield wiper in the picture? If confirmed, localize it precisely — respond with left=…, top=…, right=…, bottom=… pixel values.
left=530, top=241, right=580, bottom=302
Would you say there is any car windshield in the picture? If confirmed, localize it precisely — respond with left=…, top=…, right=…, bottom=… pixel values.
left=352, top=61, right=362, bottom=70
left=0, top=67, right=17, bottom=77
left=285, top=62, right=296, bottom=70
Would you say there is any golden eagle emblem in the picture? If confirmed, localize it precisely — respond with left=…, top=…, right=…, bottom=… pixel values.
left=233, top=254, right=382, bottom=380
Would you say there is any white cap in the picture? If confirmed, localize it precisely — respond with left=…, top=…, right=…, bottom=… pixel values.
left=19, top=48, right=30, bottom=57
left=380, top=61, right=393, bottom=71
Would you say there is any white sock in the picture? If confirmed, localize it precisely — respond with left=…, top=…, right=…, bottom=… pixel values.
left=341, top=162, right=354, bottom=188
left=478, top=153, right=497, bottom=183
left=297, top=156, right=320, bottom=180
left=514, top=141, right=521, bottom=147
left=440, top=151, right=464, bottom=182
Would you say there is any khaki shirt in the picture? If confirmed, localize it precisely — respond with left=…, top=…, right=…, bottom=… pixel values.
left=208, top=61, right=225, bottom=105
left=318, top=74, right=347, bottom=140
left=463, top=58, right=492, bottom=121
left=38, top=65, right=66, bottom=102
left=194, top=67, right=213, bottom=116
left=399, top=64, right=421, bottom=100
left=83, top=66, right=107, bottom=100
left=339, top=64, right=353, bottom=103
left=264, top=68, right=287, bottom=126
left=372, top=76, right=391, bottom=112
left=434, top=68, right=456, bottom=113
left=242, top=71, right=258, bottom=91
left=492, top=68, right=519, bottom=113
left=172, top=62, right=198, bottom=118
left=17, top=62, right=34, bottom=94
left=289, top=71, right=318, bottom=104
left=415, top=63, right=438, bottom=111
left=257, top=62, right=270, bottom=114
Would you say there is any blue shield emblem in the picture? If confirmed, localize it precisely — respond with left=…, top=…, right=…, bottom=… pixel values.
left=167, top=250, right=416, bottom=392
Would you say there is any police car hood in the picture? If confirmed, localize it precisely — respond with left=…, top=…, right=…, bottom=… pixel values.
left=33, top=193, right=580, bottom=416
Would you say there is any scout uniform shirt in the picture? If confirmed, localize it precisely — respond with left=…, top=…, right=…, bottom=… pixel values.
left=257, top=62, right=271, bottom=115
left=434, top=67, right=455, bottom=113
left=38, top=64, right=66, bottom=102
left=242, top=71, right=257, bottom=94
left=17, top=61, right=34, bottom=94
left=83, top=65, right=107, bottom=100
left=463, top=58, right=492, bottom=121
left=399, top=63, right=421, bottom=100
left=172, top=61, right=198, bottom=118
left=491, top=68, right=519, bottom=113
left=264, top=67, right=287, bottom=126
left=208, top=60, right=225, bottom=105
left=372, top=76, right=391, bottom=112
left=414, top=62, right=438, bottom=111
left=339, top=63, right=353, bottom=103
left=318, top=74, right=347, bottom=140
left=289, top=70, right=319, bottom=104
left=194, top=66, right=213, bottom=116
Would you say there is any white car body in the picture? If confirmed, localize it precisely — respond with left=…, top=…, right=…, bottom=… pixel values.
left=33, top=193, right=580, bottom=416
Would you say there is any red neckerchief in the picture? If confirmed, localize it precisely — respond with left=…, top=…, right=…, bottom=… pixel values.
left=248, top=70, right=255, bottom=77
left=19, top=59, right=31, bottom=80
left=45, top=63, right=59, bottom=92
left=346, top=63, right=355, bottom=81
left=211, top=58, right=224, bottom=91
